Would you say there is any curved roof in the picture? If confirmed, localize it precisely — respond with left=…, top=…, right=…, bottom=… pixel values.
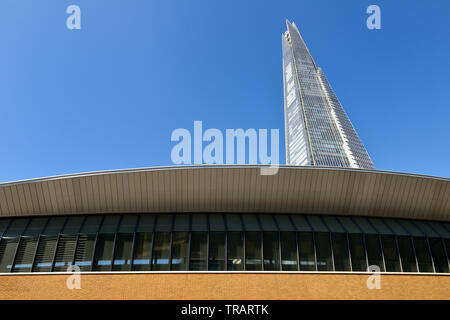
left=0, top=165, right=449, bottom=222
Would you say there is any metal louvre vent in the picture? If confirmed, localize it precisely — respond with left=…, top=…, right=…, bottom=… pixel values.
left=53, top=235, right=78, bottom=272
left=12, top=237, right=38, bottom=272
left=32, top=236, right=58, bottom=272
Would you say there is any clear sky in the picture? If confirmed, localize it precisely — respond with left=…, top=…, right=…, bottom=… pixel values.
left=1, top=0, right=449, bottom=182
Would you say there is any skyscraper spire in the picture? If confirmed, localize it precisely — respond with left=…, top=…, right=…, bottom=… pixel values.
left=282, top=21, right=375, bottom=169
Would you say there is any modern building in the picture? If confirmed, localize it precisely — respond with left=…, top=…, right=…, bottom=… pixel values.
left=283, top=20, right=375, bottom=169
left=0, top=166, right=449, bottom=299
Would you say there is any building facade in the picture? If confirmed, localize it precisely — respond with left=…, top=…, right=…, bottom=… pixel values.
left=0, top=166, right=449, bottom=299
left=283, top=20, right=375, bottom=169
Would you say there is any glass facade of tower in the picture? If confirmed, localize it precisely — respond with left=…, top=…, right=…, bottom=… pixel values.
left=283, top=20, right=375, bottom=169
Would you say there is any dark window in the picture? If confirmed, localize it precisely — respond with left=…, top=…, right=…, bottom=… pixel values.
left=227, top=232, right=244, bottom=270
left=92, top=234, right=115, bottom=271
left=365, top=234, right=384, bottom=272
left=315, top=232, right=333, bottom=271
left=280, top=232, right=298, bottom=271
left=245, top=232, right=262, bottom=270
left=74, top=234, right=96, bottom=271
left=331, top=233, right=351, bottom=271
left=349, top=234, right=367, bottom=271
left=0, top=238, right=20, bottom=272
left=263, top=232, right=280, bottom=271
left=132, top=233, right=152, bottom=271
left=112, top=233, right=133, bottom=271
left=53, top=235, right=78, bottom=272
left=413, top=237, right=434, bottom=272
left=32, top=236, right=58, bottom=272
left=397, top=236, right=418, bottom=272
left=381, top=235, right=401, bottom=272
left=12, top=237, right=38, bottom=272
left=190, top=231, right=207, bottom=270
left=429, top=238, right=449, bottom=273
left=151, top=232, right=170, bottom=271
left=171, top=232, right=188, bottom=271
left=298, top=232, right=315, bottom=271
left=208, top=232, right=225, bottom=271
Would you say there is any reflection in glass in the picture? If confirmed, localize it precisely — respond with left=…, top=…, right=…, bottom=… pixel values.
left=152, top=232, right=170, bottom=271
left=227, top=232, right=244, bottom=270
left=190, top=232, right=207, bottom=270
left=413, top=237, right=433, bottom=272
left=132, top=233, right=152, bottom=271
left=209, top=232, right=225, bottom=270
left=245, top=232, right=262, bottom=270
left=349, top=234, right=366, bottom=271
left=429, top=238, right=449, bottom=273
left=298, top=232, right=316, bottom=271
left=171, top=232, right=188, bottom=271
left=263, top=232, right=280, bottom=271
left=365, top=234, right=384, bottom=272
left=331, top=233, right=351, bottom=271
left=315, top=232, right=333, bottom=271
left=112, top=233, right=133, bottom=271
left=397, top=236, right=418, bottom=272
left=92, top=234, right=114, bottom=271
left=280, top=232, right=298, bottom=271
left=381, top=235, right=401, bottom=272
left=54, top=235, right=77, bottom=272
left=74, top=234, right=96, bottom=271
left=12, top=237, right=38, bottom=272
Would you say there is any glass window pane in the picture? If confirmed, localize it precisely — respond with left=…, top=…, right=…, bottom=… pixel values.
left=227, top=231, right=244, bottom=270
left=0, top=219, right=11, bottom=236
left=349, top=234, right=367, bottom=271
left=43, top=217, right=66, bottom=235
left=191, top=214, right=207, bottom=232
left=365, top=234, right=384, bottom=272
left=171, top=232, right=188, bottom=271
left=53, top=235, right=77, bottom=272
left=429, top=238, right=449, bottom=273
left=136, top=214, right=155, bottom=233
left=12, top=237, right=38, bottom=272
left=245, top=231, right=262, bottom=270
left=190, top=231, right=207, bottom=270
left=92, top=234, right=115, bottom=271
left=74, top=234, right=96, bottom=271
left=298, top=231, right=316, bottom=271
left=112, top=233, right=133, bottom=271
left=151, top=232, right=170, bottom=271
left=23, top=218, right=47, bottom=236
left=118, top=215, right=138, bottom=233
left=275, top=215, right=295, bottom=231
left=5, top=219, right=29, bottom=237
left=291, top=216, right=312, bottom=232
left=209, top=215, right=225, bottom=232
left=0, top=238, right=20, bottom=272
left=381, top=235, right=401, bottom=272
left=173, top=215, right=190, bottom=232
left=225, top=215, right=243, bottom=231
left=99, top=215, right=120, bottom=234
left=62, top=216, right=84, bottom=234
left=315, top=232, right=333, bottom=271
left=263, top=232, right=280, bottom=271
left=32, top=236, right=58, bottom=272
left=259, top=215, right=277, bottom=231
left=208, top=232, right=225, bottom=270
left=132, top=233, right=152, bottom=271
left=331, top=233, right=351, bottom=271
left=280, top=232, right=298, bottom=271
left=397, top=236, right=418, bottom=272
left=80, top=216, right=102, bottom=234
left=155, top=215, right=172, bottom=232
left=413, top=237, right=434, bottom=272
left=306, top=216, right=328, bottom=232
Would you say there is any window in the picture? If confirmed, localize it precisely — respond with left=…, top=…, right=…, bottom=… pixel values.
left=132, top=233, right=152, bottom=271
left=12, top=237, right=38, bottom=272
left=381, top=235, right=401, bottom=272
left=112, top=233, right=134, bottom=271
left=92, top=234, right=115, bottom=271
left=315, top=232, right=333, bottom=271
left=32, top=236, right=58, bottom=272
left=151, top=232, right=170, bottom=271
left=0, top=238, right=20, bottom=272
left=349, top=234, right=366, bottom=271
left=53, top=235, right=78, bottom=272
left=298, top=232, right=316, bottom=271
left=413, top=237, right=434, bottom=272
left=263, top=232, right=280, bottom=271
left=74, top=234, right=96, bottom=271
left=365, top=234, right=384, bottom=272
left=245, top=232, right=262, bottom=270
left=171, top=232, right=188, bottom=271
left=209, top=232, right=225, bottom=271
left=331, top=233, right=351, bottom=271
left=397, top=236, right=418, bottom=272
left=227, top=232, right=244, bottom=270
left=280, top=232, right=298, bottom=271
left=190, top=232, right=207, bottom=270
left=429, top=238, right=449, bottom=273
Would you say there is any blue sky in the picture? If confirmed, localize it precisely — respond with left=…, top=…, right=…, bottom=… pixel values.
left=1, top=0, right=449, bottom=182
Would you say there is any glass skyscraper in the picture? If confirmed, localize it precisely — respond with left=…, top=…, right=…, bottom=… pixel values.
left=282, top=20, right=375, bottom=169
